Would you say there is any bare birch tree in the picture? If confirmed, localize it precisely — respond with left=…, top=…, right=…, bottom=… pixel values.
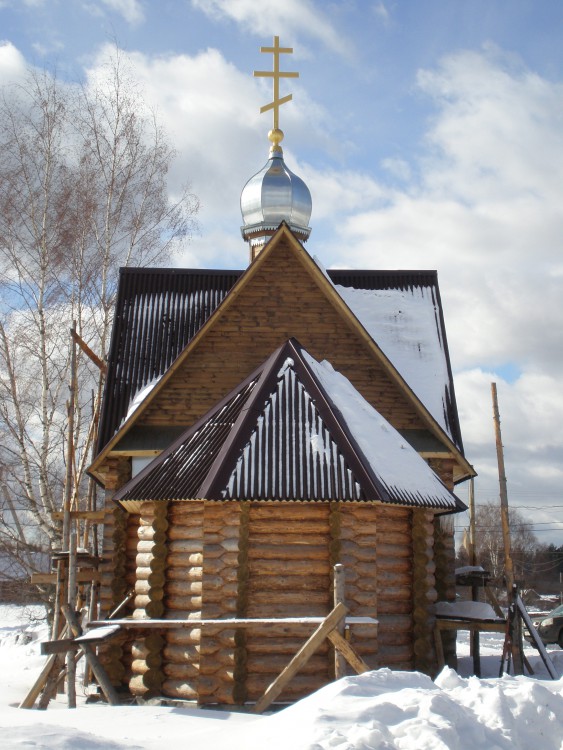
left=0, top=51, right=198, bottom=590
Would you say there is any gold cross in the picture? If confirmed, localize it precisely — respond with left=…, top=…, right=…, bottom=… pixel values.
left=254, top=36, right=299, bottom=131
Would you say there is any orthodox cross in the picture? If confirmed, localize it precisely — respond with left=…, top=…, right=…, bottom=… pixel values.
left=254, top=36, right=299, bottom=131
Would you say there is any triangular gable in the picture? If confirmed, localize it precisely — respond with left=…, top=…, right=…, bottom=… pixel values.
left=114, top=339, right=460, bottom=513
left=91, top=224, right=473, bottom=484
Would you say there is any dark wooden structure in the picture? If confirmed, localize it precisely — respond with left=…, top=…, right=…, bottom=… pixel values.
left=88, top=223, right=474, bottom=704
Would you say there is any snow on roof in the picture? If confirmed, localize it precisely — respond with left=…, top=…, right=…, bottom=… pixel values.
left=334, top=283, right=451, bottom=437
left=302, top=351, right=457, bottom=508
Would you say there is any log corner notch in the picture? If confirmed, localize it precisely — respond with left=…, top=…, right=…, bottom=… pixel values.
left=412, top=509, right=438, bottom=676
left=252, top=602, right=372, bottom=714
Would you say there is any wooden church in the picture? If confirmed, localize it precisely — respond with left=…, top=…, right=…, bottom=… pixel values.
left=88, top=38, right=474, bottom=706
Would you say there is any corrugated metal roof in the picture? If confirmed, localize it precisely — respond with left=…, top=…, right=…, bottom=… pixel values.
left=98, top=266, right=462, bottom=452
left=114, top=339, right=460, bottom=510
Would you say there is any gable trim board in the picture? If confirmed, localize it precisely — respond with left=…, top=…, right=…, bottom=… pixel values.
left=113, top=339, right=462, bottom=513
left=89, top=224, right=474, bottom=485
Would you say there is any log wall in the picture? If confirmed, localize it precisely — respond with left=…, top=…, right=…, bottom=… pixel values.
left=129, top=501, right=168, bottom=697
left=197, top=501, right=241, bottom=705
left=339, top=503, right=379, bottom=670
left=97, top=457, right=131, bottom=686
left=375, top=505, right=414, bottom=670
left=244, top=501, right=332, bottom=702
left=412, top=508, right=438, bottom=675
left=138, top=239, right=427, bottom=437
left=162, top=501, right=204, bottom=701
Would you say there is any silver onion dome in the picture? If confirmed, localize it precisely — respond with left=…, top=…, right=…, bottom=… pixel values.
left=241, top=128, right=312, bottom=252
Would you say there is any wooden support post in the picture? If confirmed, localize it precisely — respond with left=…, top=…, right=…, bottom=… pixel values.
left=333, top=564, right=346, bottom=679
left=66, top=528, right=77, bottom=708
left=327, top=630, right=369, bottom=675
left=468, top=479, right=481, bottom=677
left=61, top=605, right=120, bottom=706
left=491, top=383, right=515, bottom=593
left=253, top=602, right=348, bottom=714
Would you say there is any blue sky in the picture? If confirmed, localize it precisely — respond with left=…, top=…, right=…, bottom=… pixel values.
left=1, top=0, right=563, bottom=546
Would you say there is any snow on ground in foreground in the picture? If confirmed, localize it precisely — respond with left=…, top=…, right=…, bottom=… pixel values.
left=1, top=604, right=563, bottom=749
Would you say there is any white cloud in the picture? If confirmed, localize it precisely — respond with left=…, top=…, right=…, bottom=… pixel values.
left=0, top=41, right=27, bottom=84
left=191, top=0, right=352, bottom=58
left=99, top=0, right=145, bottom=25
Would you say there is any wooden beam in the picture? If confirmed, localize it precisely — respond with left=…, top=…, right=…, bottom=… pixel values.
left=253, top=602, right=348, bottom=714
left=88, top=614, right=376, bottom=630
left=327, top=630, right=369, bottom=675
left=31, top=569, right=100, bottom=585
left=71, top=329, right=107, bottom=374
left=51, top=510, right=105, bottom=522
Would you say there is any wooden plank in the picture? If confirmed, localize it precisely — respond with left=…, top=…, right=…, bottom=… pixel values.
left=327, top=630, right=370, bottom=675
left=51, top=510, right=106, bottom=522
left=516, top=595, right=558, bottom=680
left=89, top=615, right=376, bottom=629
left=252, top=602, right=348, bottom=714
left=435, top=618, right=506, bottom=634
left=31, top=569, right=100, bottom=585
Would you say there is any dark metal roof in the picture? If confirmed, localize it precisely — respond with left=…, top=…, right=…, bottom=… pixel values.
left=98, top=266, right=463, bottom=453
left=114, top=339, right=460, bottom=510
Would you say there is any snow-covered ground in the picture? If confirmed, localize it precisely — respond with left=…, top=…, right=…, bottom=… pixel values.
left=1, top=603, right=562, bottom=749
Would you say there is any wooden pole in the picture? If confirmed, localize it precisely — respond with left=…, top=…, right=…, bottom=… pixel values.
left=62, top=324, right=77, bottom=551
left=333, top=564, right=346, bottom=679
left=491, top=383, right=515, bottom=593
left=66, top=528, right=77, bottom=708
left=468, top=478, right=481, bottom=676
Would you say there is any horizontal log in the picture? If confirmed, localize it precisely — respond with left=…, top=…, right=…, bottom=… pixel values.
left=166, top=580, right=203, bottom=596
left=338, top=545, right=376, bottom=563
left=164, top=629, right=202, bottom=646
left=163, top=643, right=200, bottom=663
left=129, top=674, right=149, bottom=696
left=201, top=555, right=238, bottom=574
left=377, top=601, right=413, bottom=615
left=200, top=574, right=237, bottom=591
left=246, top=638, right=329, bottom=656
left=250, top=560, right=329, bottom=577
left=161, top=680, right=198, bottom=701
left=167, top=525, right=203, bottom=542
left=167, top=539, right=203, bottom=565
left=246, top=653, right=329, bottom=675
left=246, top=603, right=329, bottom=619
left=163, top=662, right=199, bottom=680
left=163, top=609, right=202, bottom=619
left=249, top=505, right=330, bottom=521
left=166, top=565, right=203, bottom=580
left=245, top=674, right=328, bottom=700
left=135, top=580, right=164, bottom=599
left=249, top=520, right=330, bottom=535
left=164, top=594, right=203, bottom=610
left=248, top=591, right=330, bottom=607
left=248, top=544, right=327, bottom=561
left=202, top=540, right=239, bottom=557
left=248, top=575, right=330, bottom=593
left=249, top=530, right=330, bottom=546
left=346, top=591, right=377, bottom=609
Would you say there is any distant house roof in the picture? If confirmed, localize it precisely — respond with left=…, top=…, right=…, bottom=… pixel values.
left=114, top=339, right=461, bottom=512
left=98, top=266, right=462, bottom=452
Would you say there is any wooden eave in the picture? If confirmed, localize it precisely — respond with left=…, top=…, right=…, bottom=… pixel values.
left=89, top=223, right=474, bottom=485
